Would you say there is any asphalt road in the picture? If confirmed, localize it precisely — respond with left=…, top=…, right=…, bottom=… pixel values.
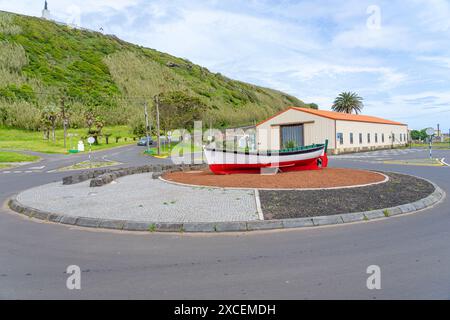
left=0, top=147, right=449, bottom=299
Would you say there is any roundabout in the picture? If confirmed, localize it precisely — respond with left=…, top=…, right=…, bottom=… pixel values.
left=8, top=164, right=444, bottom=232
left=1, top=146, right=450, bottom=299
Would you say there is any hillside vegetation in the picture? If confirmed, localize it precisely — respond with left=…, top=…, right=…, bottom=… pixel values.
left=0, top=11, right=310, bottom=132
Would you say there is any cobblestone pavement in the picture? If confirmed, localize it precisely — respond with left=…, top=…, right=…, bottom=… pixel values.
left=16, top=173, right=258, bottom=223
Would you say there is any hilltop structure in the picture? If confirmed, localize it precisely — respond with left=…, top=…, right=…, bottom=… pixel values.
left=41, top=1, right=51, bottom=20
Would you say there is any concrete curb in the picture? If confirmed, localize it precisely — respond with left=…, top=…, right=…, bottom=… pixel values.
left=7, top=177, right=445, bottom=233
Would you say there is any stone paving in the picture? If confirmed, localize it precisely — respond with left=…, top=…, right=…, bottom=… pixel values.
left=16, top=173, right=259, bottom=223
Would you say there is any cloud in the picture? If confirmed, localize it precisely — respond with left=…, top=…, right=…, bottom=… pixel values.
left=1, top=0, right=449, bottom=129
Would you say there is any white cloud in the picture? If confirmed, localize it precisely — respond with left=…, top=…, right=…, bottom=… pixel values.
left=1, top=0, right=449, bottom=129
left=415, top=0, right=450, bottom=32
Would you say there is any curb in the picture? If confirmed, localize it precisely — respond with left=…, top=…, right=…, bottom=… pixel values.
left=7, top=178, right=445, bottom=233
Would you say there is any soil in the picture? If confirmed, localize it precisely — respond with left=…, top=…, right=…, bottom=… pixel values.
left=163, top=168, right=386, bottom=189
left=259, top=173, right=435, bottom=219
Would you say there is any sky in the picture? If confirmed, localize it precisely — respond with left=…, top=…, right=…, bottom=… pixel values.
left=1, top=0, right=450, bottom=130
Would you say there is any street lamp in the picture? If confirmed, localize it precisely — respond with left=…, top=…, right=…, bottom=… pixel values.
left=425, top=127, right=435, bottom=159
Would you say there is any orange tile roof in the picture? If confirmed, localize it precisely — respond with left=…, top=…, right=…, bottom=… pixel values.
left=257, top=107, right=407, bottom=126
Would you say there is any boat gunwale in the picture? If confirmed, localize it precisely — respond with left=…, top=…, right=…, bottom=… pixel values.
left=204, top=145, right=325, bottom=157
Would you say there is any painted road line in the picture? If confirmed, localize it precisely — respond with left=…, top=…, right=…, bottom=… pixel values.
left=441, top=158, right=450, bottom=167
left=254, top=189, right=264, bottom=220
left=29, top=166, right=45, bottom=170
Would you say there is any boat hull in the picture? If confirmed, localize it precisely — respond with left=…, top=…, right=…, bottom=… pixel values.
left=204, top=146, right=328, bottom=175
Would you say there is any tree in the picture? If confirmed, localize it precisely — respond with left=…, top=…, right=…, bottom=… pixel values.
left=411, top=129, right=427, bottom=141
left=84, top=108, right=95, bottom=131
left=40, top=110, right=51, bottom=140
left=307, top=103, right=319, bottom=110
left=332, top=92, right=364, bottom=114
left=158, top=91, right=207, bottom=130
left=41, top=105, right=58, bottom=142
left=88, top=116, right=105, bottom=145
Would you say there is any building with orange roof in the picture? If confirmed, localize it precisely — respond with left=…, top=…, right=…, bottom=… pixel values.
left=256, top=107, right=408, bottom=154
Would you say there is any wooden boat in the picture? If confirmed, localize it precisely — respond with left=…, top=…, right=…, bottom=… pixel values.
left=204, top=141, right=329, bottom=175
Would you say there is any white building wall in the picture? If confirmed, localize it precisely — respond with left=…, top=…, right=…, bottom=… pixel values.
left=256, top=109, right=335, bottom=151
left=335, top=120, right=408, bottom=152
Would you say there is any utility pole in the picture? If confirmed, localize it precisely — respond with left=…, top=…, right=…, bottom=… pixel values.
left=154, top=94, right=161, bottom=156
left=144, top=101, right=150, bottom=153
left=61, top=97, right=68, bottom=149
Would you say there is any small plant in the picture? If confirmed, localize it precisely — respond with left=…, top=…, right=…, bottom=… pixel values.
left=383, top=209, right=390, bottom=217
left=363, top=215, right=369, bottom=221
left=148, top=224, right=156, bottom=232
left=284, top=140, right=296, bottom=149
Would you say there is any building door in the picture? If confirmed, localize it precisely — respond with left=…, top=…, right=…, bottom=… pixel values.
left=280, top=124, right=304, bottom=148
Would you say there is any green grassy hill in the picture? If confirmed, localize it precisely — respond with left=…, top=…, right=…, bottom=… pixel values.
left=0, top=10, right=310, bottom=131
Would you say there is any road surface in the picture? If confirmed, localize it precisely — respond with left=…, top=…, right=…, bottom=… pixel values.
left=1, top=146, right=449, bottom=299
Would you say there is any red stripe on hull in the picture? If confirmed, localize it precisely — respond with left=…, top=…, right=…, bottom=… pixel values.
left=209, top=154, right=328, bottom=175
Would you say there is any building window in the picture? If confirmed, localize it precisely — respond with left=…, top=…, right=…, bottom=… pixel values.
left=337, top=133, right=343, bottom=145
left=359, top=133, right=363, bottom=144
left=367, top=133, right=371, bottom=143
left=375, top=133, right=378, bottom=143
left=382, top=133, right=385, bottom=143
left=350, top=133, right=354, bottom=144
left=392, top=133, right=395, bottom=142
left=400, top=134, right=402, bottom=142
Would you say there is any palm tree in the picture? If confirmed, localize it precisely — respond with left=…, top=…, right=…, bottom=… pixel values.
left=41, top=105, right=58, bottom=142
left=332, top=92, right=364, bottom=114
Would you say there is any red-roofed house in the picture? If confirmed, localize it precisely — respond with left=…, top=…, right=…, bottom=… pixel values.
left=256, top=107, right=408, bottom=154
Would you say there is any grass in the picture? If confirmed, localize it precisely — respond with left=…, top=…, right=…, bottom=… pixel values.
left=383, top=158, right=444, bottom=166
left=0, top=11, right=308, bottom=131
left=145, top=141, right=203, bottom=157
left=0, top=163, right=12, bottom=169
left=0, top=150, right=39, bottom=162
left=57, top=160, right=121, bottom=171
left=0, top=126, right=135, bottom=154
left=410, top=142, right=450, bottom=149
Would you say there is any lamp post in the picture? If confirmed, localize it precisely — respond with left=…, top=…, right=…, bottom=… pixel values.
left=425, top=127, right=435, bottom=159
left=144, top=101, right=150, bottom=154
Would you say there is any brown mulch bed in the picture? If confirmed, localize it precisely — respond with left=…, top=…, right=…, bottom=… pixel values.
left=162, top=168, right=386, bottom=189
left=260, top=173, right=435, bottom=220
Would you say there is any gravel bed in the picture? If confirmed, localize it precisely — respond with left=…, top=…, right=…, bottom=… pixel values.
left=259, top=172, right=435, bottom=220
left=163, top=168, right=385, bottom=189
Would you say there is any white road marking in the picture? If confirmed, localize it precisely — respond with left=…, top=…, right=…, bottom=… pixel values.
left=254, top=189, right=264, bottom=220
left=29, top=166, right=45, bottom=170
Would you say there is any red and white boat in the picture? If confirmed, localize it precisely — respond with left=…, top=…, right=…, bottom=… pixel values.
left=204, top=141, right=329, bottom=175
